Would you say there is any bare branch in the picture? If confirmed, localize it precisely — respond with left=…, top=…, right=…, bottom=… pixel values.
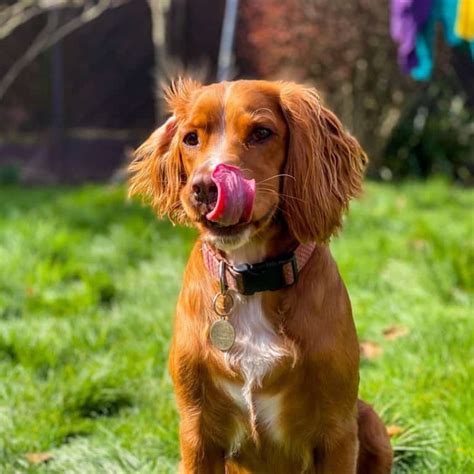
left=0, top=8, right=57, bottom=99
left=0, top=0, right=128, bottom=39
left=0, top=0, right=82, bottom=39
left=43, top=0, right=129, bottom=47
left=0, top=0, right=133, bottom=100
left=0, top=1, right=41, bottom=40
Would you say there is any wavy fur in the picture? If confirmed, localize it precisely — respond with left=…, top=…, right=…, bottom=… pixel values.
left=279, top=82, right=368, bottom=243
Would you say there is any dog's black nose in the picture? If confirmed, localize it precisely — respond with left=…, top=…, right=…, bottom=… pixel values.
left=191, top=173, right=218, bottom=207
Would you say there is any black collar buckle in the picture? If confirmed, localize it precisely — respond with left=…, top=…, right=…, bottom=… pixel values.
left=228, top=252, right=298, bottom=296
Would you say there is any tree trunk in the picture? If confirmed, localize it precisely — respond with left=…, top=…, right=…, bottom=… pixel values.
left=146, top=0, right=171, bottom=123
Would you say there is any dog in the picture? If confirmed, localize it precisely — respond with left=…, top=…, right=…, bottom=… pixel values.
left=129, top=78, right=393, bottom=473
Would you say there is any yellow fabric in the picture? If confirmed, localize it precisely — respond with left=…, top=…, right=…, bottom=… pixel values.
left=456, top=0, right=474, bottom=40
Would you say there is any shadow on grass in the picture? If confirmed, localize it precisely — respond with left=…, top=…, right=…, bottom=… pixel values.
left=63, top=379, right=134, bottom=420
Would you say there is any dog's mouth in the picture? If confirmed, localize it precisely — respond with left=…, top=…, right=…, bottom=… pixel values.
left=205, top=164, right=255, bottom=226
left=199, top=203, right=277, bottom=239
left=200, top=218, right=250, bottom=237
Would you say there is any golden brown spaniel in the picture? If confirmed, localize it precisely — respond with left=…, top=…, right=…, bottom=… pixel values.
left=129, top=78, right=393, bottom=473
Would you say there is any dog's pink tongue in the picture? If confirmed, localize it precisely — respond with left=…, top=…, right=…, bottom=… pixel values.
left=206, top=164, right=255, bottom=226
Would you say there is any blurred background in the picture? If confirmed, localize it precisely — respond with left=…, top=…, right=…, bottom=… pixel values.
left=0, top=1, right=473, bottom=473
left=0, top=0, right=473, bottom=184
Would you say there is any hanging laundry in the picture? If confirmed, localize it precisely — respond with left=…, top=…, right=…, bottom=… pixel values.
left=456, top=0, right=474, bottom=40
left=411, top=0, right=463, bottom=79
left=391, top=0, right=474, bottom=79
left=390, top=0, right=433, bottom=74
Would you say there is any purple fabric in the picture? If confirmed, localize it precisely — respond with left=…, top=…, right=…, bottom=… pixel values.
left=390, top=0, right=433, bottom=73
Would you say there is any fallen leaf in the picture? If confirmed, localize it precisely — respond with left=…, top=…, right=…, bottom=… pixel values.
left=412, top=239, right=428, bottom=251
left=25, top=453, right=53, bottom=464
left=383, top=325, right=409, bottom=341
left=359, top=341, right=383, bottom=359
left=395, top=197, right=407, bottom=210
left=386, top=425, right=404, bottom=437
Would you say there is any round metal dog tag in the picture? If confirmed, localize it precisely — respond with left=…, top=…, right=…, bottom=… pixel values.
left=209, top=319, right=235, bottom=352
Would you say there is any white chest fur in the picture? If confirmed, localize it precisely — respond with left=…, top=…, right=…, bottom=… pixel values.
left=221, top=378, right=284, bottom=453
left=219, top=293, right=289, bottom=449
left=225, top=294, right=286, bottom=400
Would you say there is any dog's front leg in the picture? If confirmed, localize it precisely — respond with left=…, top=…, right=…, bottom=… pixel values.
left=170, top=340, right=225, bottom=474
left=314, top=422, right=359, bottom=474
left=178, top=412, right=225, bottom=474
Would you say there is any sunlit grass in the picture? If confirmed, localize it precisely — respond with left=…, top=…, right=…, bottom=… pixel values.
left=0, top=179, right=472, bottom=473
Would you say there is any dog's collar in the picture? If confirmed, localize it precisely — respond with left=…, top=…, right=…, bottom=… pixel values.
left=202, top=242, right=316, bottom=296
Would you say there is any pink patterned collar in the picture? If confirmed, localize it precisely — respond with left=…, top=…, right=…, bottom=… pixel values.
left=201, top=242, right=316, bottom=295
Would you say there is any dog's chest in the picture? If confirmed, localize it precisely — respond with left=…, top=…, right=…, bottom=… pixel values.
left=219, top=294, right=289, bottom=447
left=225, top=294, right=286, bottom=390
left=221, top=379, right=284, bottom=449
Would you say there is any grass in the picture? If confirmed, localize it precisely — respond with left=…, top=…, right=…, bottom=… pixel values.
left=0, top=179, right=472, bottom=473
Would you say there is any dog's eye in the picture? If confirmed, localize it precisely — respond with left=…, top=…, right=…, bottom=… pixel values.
left=183, top=132, right=199, bottom=146
left=250, top=127, right=273, bottom=143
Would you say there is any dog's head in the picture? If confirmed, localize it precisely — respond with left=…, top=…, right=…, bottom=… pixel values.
left=129, top=79, right=367, bottom=249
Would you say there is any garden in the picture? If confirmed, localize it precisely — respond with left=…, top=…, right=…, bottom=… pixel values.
left=0, top=180, right=472, bottom=473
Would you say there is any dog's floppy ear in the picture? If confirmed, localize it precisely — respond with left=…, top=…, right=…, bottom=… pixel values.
left=279, top=82, right=368, bottom=243
left=128, top=116, right=184, bottom=222
left=128, top=78, right=202, bottom=223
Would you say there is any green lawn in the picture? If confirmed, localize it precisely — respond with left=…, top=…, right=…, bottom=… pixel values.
left=0, top=180, right=472, bottom=473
